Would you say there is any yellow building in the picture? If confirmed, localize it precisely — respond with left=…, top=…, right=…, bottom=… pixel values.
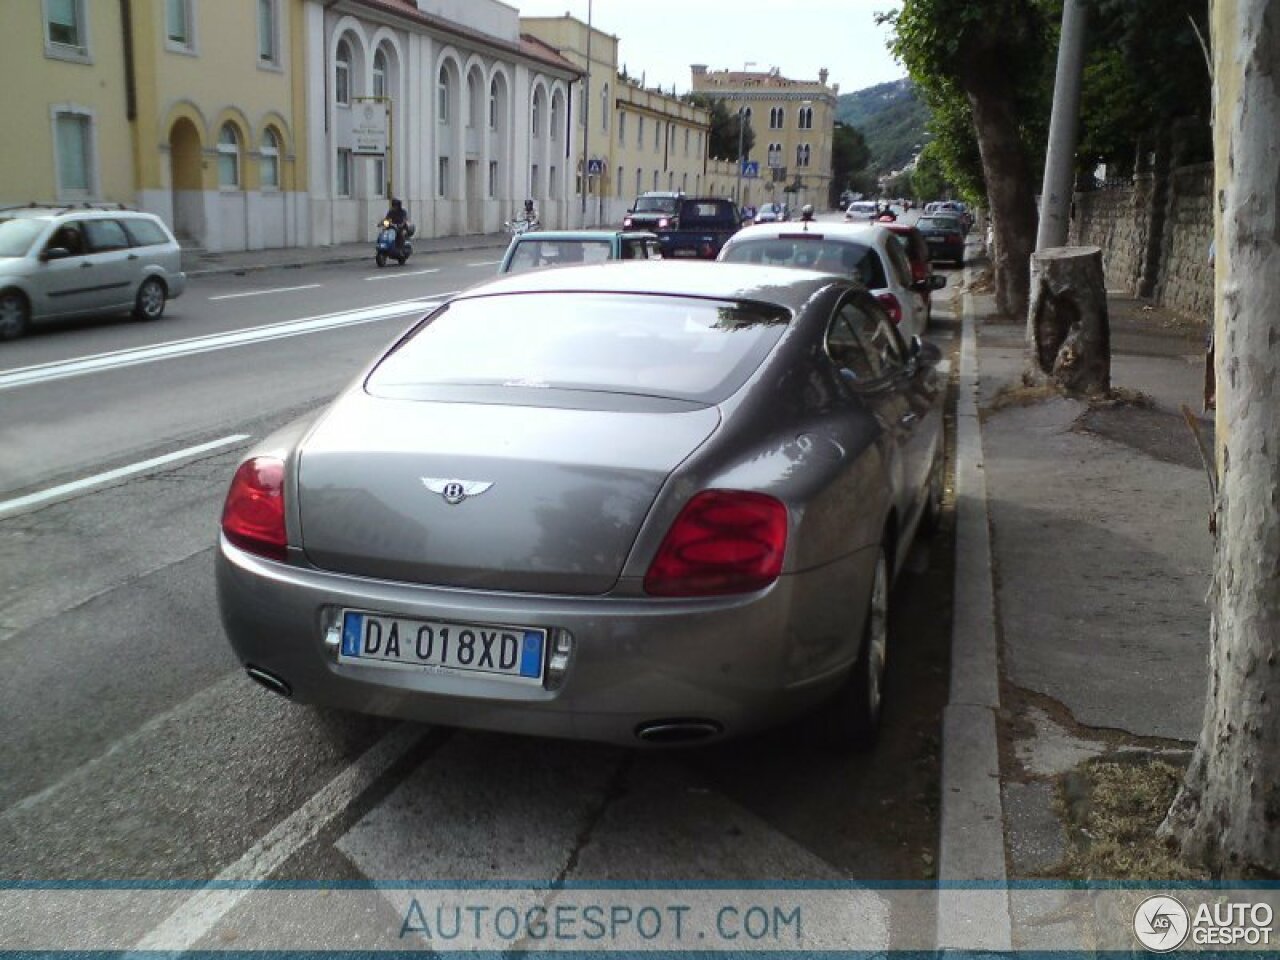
left=522, top=14, right=713, bottom=226
left=691, top=64, right=838, bottom=212
left=2, top=0, right=306, bottom=252
left=1, top=1, right=137, bottom=207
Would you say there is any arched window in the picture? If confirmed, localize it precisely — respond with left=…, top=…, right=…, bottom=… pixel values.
left=489, top=78, right=498, bottom=129
left=550, top=94, right=560, bottom=134
left=531, top=90, right=541, bottom=138
left=438, top=66, right=451, bottom=124
left=217, top=123, right=241, bottom=188
left=372, top=48, right=387, bottom=99
left=260, top=127, right=281, bottom=189
left=600, top=83, right=609, bottom=132
left=334, top=39, right=351, bottom=106
left=798, top=106, right=814, bottom=130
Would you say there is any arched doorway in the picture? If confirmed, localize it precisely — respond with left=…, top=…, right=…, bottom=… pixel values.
left=168, top=117, right=204, bottom=246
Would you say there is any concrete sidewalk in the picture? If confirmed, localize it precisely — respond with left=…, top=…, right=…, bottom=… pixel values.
left=180, top=231, right=510, bottom=278
left=941, top=251, right=1215, bottom=949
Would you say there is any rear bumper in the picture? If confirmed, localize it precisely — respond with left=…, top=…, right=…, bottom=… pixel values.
left=216, top=538, right=859, bottom=746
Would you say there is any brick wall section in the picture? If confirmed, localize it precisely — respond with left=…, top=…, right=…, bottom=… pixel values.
left=1069, top=162, right=1213, bottom=324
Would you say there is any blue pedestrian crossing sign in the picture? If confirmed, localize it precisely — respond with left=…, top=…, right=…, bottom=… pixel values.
left=587, top=158, right=604, bottom=176
left=741, top=161, right=760, bottom=179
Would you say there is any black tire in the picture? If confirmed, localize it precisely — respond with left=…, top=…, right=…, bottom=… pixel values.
left=397, top=255, right=407, bottom=265
left=819, top=544, right=890, bottom=750
left=133, top=277, right=167, bottom=322
left=375, top=251, right=387, bottom=268
left=0, top=289, right=30, bottom=341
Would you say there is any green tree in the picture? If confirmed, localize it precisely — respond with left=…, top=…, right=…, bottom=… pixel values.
left=829, top=122, right=872, bottom=205
left=684, top=93, right=756, bottom=161
left=880, top=0, right=1052, bottom=318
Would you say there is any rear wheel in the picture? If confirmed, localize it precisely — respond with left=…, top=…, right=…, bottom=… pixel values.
left=820, top=544, right=890, bottom=750
left=375, top=251, right=387, bottom=268
left=133, top=277, right=167, bottom=321
left=0, top=290, right=30, bottom=341
left=397, top=255, right=407, bottom=265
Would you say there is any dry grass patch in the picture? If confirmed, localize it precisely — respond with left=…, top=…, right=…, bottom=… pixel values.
left=1049, top=756, right=1208, bottom=881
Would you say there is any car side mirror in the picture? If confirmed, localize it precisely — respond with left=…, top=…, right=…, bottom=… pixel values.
left=40, top=247, right=71, bottom=262
left=929, top=274, right=947, bottom=291
left=910, top=335, right=943, bottom=370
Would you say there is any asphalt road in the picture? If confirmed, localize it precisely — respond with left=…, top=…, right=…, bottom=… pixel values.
left=0, top=213, right=958, bottom=950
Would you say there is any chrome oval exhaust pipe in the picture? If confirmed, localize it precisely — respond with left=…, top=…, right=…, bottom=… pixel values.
left=634, top=719, right=722, bottom=744
left=245, top=665, right=292, bottom=698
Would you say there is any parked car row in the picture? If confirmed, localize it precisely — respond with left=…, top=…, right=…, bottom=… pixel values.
left=218, top=214, right=951, bottom=755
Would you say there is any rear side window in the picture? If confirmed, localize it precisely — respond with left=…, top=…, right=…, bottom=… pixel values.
left=680, top=200, right=734, bottom=223
left=122, top=217, right=171, bottom=248
left=83, top=219, right=131, bottom=252
left=367, top=292, right=791, bottom=404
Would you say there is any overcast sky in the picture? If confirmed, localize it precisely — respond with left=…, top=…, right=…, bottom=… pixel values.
left=511, top=0, right=906, bottom=96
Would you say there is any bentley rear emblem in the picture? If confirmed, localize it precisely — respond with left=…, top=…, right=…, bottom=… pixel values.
left=422, top=478, right=494, bottom=505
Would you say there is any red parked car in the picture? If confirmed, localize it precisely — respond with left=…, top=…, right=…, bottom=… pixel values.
left=881, top=222, right=943, bottom=325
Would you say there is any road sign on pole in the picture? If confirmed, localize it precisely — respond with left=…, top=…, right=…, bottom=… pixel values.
left=741, top=161, right=760, bottom=179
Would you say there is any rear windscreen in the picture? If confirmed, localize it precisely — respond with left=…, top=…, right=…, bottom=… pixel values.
left=720, top=237, right=887, bottom=289
left=367, top=292, right=791, bottom=404
left=917, top=217, right=960, bottom=232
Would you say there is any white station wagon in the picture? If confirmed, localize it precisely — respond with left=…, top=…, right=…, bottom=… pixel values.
left=0, top=204, right=186, bottom=341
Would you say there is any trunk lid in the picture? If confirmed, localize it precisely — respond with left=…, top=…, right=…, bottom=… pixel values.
left=297, top=393, right=720, bottom=594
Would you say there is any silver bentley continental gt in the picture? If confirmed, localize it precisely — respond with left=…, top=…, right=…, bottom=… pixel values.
left=216, top=262, right=945, bottom=749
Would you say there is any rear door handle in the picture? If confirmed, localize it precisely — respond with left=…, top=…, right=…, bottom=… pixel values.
left=80, top=261, right=93, bottom=268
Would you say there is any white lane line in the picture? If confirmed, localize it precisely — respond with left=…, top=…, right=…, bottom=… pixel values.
left=0, top=434, right=250, bottom=520
left=0, top=299, right=439, bottom=392
left=208, top=284, right=323, bottom=301
left=466, top=260, right=500, bottom=267
left=364, top=268, right=441, bottom=282
left=133, top=723, right=427, bottom=952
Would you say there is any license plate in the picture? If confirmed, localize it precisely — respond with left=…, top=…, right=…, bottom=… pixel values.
left=671, top=249, right=698, bottom=257
left=339, top=610, right=545, bottom=684
left=925, top=237, right=943, bottom=244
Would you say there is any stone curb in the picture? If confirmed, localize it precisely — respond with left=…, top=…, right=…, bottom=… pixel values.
left=936, top=248, right=1012, bottom=953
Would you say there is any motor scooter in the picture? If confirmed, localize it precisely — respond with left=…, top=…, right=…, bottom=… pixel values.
left=375, top=218, right=413, bottom=267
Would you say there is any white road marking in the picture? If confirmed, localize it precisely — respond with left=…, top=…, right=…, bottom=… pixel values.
left=208, top=284, right=323, bottom=301
left=0, top=434, right=250, bottom=520
left=0, top=299, right=439, bottom=392
left=364, top=268, right=441, bottom=281
left=133, top=723, right=428, bottom=952
left=465, top=260, right=500, bottom=267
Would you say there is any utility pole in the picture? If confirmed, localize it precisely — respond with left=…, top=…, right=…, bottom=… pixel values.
left=735, top=61, right=756, bottom=205
left=579, top=0, right=592, bottom=226
left=1036, top=0, right=1088, bottom=250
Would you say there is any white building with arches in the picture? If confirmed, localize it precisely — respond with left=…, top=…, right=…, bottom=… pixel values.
left=306, top=0, right=581, bottom=245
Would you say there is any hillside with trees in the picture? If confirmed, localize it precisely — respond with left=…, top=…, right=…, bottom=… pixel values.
left=835, top=78, right=931, bottom=174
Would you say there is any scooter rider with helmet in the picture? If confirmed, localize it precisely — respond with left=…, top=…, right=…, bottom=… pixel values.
left=383, top=197, right=410, bottom=251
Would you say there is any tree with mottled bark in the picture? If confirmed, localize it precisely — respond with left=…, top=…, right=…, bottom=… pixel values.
left=880, top=0, right=1046, bottom=319
left=1161, top=0, right=1280, bottom=875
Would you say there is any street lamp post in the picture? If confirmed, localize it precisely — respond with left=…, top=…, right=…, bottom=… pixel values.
left=735, top=61, right=756, bottom=205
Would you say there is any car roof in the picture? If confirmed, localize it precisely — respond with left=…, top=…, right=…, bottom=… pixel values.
left=0, top=203, right=146, bottom=220
left=509, top=230, right=658, bottom=241
left=733, top=220, right=893, bottom=247
left=456, top=260, right=849, bottom=311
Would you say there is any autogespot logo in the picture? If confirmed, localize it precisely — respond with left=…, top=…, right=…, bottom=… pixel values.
left=1134, top=895, right=1191, bottom=952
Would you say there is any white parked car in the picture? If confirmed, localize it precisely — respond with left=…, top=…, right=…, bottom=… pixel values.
left=717, top=221, right=936, bottom=337
left=0, top=204, right=186, bottom=340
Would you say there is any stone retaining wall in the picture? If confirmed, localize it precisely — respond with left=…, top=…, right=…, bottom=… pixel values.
left=1069, top=162, right=1213, bottom=324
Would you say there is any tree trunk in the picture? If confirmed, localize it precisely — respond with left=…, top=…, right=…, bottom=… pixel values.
left=1161, top=0, right=1280, bottom=875
left=1025, top=246, right=1111, bottom=395
left=962, top=67, right=1039, bottom=319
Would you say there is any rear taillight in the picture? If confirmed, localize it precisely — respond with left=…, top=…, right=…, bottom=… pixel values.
left=644, top=491, right=788, bottom=597
left=946, top=233, right=962, bottom=245
left=876, top=292, right=903, bottom=324
left=221, top=457, right=287, bottom=561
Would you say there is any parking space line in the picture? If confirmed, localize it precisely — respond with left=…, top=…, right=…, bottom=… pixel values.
left=466, top=260, right=500, bottom=267
left=133, top=723, right=428, bottom=952
left=364, top=268, right=441, bottom=282
left=0, top=434, right=251, bottom=519
left=208, top=284, right=323, bottom=301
